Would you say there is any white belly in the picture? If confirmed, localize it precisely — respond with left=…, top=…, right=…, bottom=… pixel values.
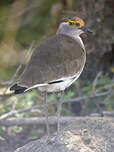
left=38, top=79, right=72, bottom=92
left=38, top=72, right=81, bottom=92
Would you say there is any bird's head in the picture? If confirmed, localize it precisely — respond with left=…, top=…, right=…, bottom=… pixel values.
left=57, top=16, right=92, bottom=36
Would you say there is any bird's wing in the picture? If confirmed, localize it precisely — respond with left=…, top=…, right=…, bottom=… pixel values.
left=19, top=34, right=85, bottom=87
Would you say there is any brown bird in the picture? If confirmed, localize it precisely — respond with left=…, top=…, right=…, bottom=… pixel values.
left=10, top=16, right=91, bottom=135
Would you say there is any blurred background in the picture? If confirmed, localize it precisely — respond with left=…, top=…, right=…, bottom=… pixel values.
left=0, top=0, right=114, bottom=152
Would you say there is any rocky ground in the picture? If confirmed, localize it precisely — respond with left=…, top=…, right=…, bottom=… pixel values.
left=15, top=117, right=114, bottom=152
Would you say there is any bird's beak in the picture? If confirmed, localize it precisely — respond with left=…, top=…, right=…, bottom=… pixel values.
left=81, top=26, right=93, bottom=33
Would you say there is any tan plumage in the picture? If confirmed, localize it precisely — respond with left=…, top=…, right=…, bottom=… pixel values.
left=19, top=34, right=85, bottom=88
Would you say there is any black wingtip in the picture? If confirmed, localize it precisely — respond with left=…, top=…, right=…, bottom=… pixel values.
left=10, top=84, right=27, bottom=94
left=10, top=84, right=18, bottom=91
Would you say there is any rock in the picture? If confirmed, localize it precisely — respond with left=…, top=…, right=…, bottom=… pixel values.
left=15, top=117, right=114, bottom=152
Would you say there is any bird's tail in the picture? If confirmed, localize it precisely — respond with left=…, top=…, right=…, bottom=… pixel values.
left=10, top=84, right=27, bottom=94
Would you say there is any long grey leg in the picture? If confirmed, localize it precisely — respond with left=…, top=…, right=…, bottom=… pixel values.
left=57, top=90, right=64, bottom=135
left=44, top=91, right=50, bottom=136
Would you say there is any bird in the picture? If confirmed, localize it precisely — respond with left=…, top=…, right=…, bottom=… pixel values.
left=10, top=16, right=92, bottom=135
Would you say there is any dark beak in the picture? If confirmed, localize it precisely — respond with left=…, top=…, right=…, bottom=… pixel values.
left=81, top=26, right=93, bottom=34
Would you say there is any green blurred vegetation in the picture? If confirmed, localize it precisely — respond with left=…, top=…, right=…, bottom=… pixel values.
left=0, top=74, right=113, bottom=116
left=0, top=0, right=53, bottom=82
left=16, top=1, right=52, bottom=47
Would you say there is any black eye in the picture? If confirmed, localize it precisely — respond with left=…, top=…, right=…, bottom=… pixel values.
left=69, top=22, right=74, bottom=25
left=68, top=21, right=75, bottom=26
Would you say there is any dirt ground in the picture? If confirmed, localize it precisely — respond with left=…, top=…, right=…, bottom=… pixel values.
left=15, top=117, right=114, bottom=152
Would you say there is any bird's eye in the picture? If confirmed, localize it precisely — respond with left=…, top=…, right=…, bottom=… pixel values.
left=68, top=21, right=75, bottom=26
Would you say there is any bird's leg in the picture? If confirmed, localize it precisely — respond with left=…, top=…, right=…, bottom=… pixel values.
left=57, top=90, right=64, bottom=135
left=44, top=91, right=50, bottom=136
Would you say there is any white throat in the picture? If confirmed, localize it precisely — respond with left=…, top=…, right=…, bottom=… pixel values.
left=56, top=23, right=85, bottom=51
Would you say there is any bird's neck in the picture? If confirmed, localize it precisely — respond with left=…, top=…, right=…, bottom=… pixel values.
left=56, top=28, right=85, bottom=51
left=75, top=36, right=85, bottom=51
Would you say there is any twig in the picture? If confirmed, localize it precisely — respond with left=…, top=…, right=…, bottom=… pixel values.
left=90, top=111, right=114, bottom=117
left=0, top=91, right=111, bottom=121
left=0, top=41, right=34, bottom=102
left=11, top=41, right=34, bottom=82
left=91, top=72, right=102, bottom=95
left=0, top=116, right=84, bottom=126
left=0, top=115, right=114, bottom=126
left=80, top=72, right=102, bottom=115
left=0, top=41, right=34, bottom=95
left=12, top=95, right=18, bottom=111
left=103, top=75, right=114, bottom=104
left=0, top=42, right=34, bottom=121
